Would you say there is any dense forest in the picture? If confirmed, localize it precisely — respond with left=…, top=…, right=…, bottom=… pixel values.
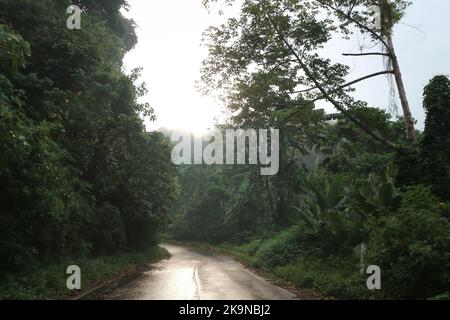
left=0, top=0, right=449, bottom=300
left=0, top=0, right=176, bottom=297
left=168, top=0, right=450, bottom=299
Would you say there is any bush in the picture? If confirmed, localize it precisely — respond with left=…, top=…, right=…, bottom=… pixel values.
left=274, top=254, right=369, bottom=299
left=220, top=228, right=304, bottom=270
left=366, top=186, right=450, bottom=299
left=253, top=227, right=303, bottom=269
left=88, top=203, right=126, bottom=256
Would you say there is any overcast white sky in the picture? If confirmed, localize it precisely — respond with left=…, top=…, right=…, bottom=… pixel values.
left=123, top=0, right=450, bottom=134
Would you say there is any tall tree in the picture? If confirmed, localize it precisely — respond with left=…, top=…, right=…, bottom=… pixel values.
left=202, top=0, right=415, bottom=145
left=0, top=0, right=176, bottom=271
left=420, top=75, right=450, bottom=200
left=319, top=0, right=416, bottom=141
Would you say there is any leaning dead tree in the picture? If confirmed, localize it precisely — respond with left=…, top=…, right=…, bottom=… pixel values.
left=318, top=0, right=416, bottom=142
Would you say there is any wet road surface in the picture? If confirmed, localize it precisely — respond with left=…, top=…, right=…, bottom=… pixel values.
left=104, top=243, right=296, bottom=300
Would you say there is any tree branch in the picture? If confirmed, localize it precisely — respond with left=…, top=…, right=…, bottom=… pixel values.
left=291, top=86, right=318, bottom=94
left=315, top=0, right=392, bottom=55
left=277, top=69, right=394, bottom=123
left=343, top=52, right=390, bottom=57
left=285, top=69, right=393, bottom=96
left=267, top=15, right=396, bottom=149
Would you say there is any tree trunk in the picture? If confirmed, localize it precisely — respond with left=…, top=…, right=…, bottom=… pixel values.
left=386, top=34, right=416, bottom=142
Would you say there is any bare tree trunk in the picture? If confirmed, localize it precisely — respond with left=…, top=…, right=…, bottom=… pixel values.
left=386, top=34, right=416, bottom=142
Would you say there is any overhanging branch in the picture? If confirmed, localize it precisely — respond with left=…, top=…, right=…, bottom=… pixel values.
left=267, top=14, right=396, bottom=149
left=286, top=70, right=393, bottom=97
left=343, top=52, right=390, bottom=57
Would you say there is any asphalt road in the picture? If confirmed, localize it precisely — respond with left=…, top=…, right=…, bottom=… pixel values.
left=104, top=243, right=296, bottom=300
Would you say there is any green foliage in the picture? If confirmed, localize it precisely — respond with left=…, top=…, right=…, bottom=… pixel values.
left=252, top=227, right=302, bottom=269
left=218, top=232, right=369, bottom=299
left=294, top=175, right=366, bottom=254
left=419, top=75, right=450, bottom=201
left=273, top=255, right=368, bottom=300
left=214, top=184, right=450, bottom=300
left=168, top=0, right=449, bottom=301
left=218, top=228, right=302, bottom=270
left=366, top=186, right=450, bottom=299
left=302, top=175, right=347, bottom=220
left=352, top=167, right=401, bottom=216
left=87, top=203, right=126, bottom=256
left=0, top=23, right=86, bottom=270
left=320, top=107, right=405, bottom=179
left=0, top=0, right=176, bottom=276
left=169, top=165, right=230, bottom=243
left=0, top=246, right=169, bottom=299
left=4, top=0, right=445, bottom=301
left=167, top=123, right=308, bottom=242
left=0, top=25, right=30, bottom=72
left=378, top=0, right=412, bottom=35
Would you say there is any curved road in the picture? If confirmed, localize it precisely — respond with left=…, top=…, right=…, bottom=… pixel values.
left=104, top=243, right=296, bottom=300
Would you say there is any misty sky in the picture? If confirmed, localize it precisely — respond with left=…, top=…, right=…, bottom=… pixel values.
left=123, top=0, right=450, bottom=134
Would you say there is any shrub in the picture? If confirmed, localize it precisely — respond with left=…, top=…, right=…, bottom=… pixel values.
left=88, top=203, right=126, bottom=256
left=366, top=186, right=450, bottom=299
left=296, top=175, right=367, bottom=254
left=274, top=254, right=369, bottom=299
left=253, top=227, right=303, bottom=269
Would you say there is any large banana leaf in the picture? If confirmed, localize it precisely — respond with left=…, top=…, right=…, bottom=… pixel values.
left=326, top=175, right=346, bottom=209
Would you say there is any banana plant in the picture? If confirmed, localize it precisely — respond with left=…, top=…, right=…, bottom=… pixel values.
left=352, top=166, right=401, bottom=216
left=293, top=175, right=348, bottom=232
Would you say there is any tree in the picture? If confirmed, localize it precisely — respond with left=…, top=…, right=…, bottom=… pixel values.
left=216, top=69, right=325, bottom=226
left=420, top=75, right=450, bottom=200
left=0, top=23, right=88, bottom=269
left=319, top=106, right=407, bottom=179
left=0, top=0, right=176, bottom=271
left=316, top=0, right=416, bottom=142
left=201, top=0, right=415, bottom=146
left=168, top=165, right=230, bottom=242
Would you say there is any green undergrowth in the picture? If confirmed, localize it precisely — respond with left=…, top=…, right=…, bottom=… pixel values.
left=218, top=237, right=370, bottom=300
left=0, top=246, right=169, bottom=300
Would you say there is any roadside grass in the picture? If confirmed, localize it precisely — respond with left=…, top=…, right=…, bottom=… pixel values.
left=220, top=241, right=370, bottom=299
left=272, top=257, right=370, bottom=300
left=171, top=236, right=371, bottom=300
left=0, top=246, right=170, bottom=300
